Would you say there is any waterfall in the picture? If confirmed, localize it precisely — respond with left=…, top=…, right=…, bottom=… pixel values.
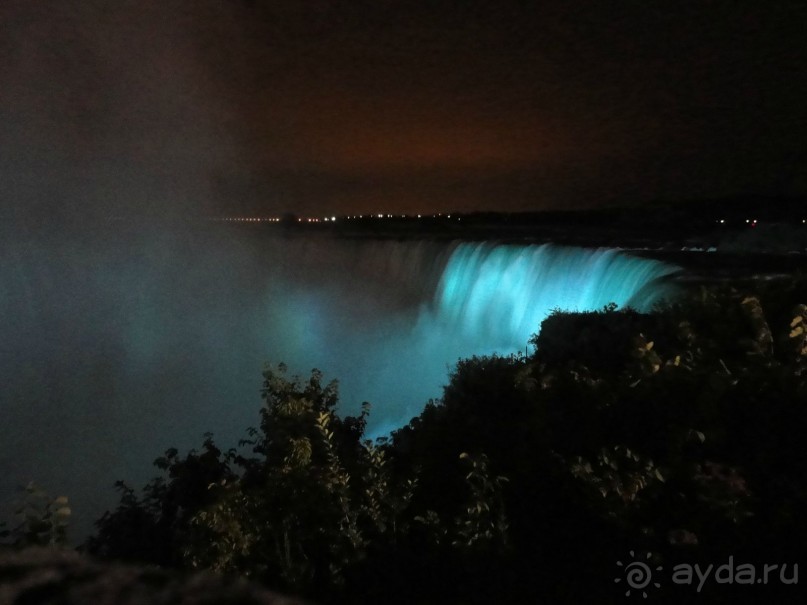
left=430, top=242, right=678, bottom=350
left=0, top=230, right=679, bottom=538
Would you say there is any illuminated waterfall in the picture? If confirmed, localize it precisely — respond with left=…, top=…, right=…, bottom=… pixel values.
left=359, top=241, right=679, bottom=434
left=430, top=242, right=679, bottom=350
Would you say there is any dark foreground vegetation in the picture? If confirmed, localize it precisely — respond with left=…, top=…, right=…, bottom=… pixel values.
left=3, top=276, right=807, bottom=604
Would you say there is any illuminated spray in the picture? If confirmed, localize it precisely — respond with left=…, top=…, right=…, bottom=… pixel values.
left=0, top=235, right=679, bottom=533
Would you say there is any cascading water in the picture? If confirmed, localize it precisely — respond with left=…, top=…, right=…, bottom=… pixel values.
left=430, top=242, right=678, bottom=350
left=0, top=230, right=679, bottom=538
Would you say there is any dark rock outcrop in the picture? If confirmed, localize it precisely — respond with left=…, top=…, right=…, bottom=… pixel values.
left=0, top=548, right=306, bottom=605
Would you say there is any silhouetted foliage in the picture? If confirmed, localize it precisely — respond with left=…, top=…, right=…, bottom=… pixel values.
left=87, top=364, right=509, bottom=602
left=79, top=280, right=807, bottom=604
left=1, top=483, right=71, bottom=550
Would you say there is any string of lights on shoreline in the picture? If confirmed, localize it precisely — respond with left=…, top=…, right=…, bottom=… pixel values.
left=714, top=219, right=807, bottom=227
left=211, top=215, right=806, bottom=226
left=211, top=213, right=461, bottom=223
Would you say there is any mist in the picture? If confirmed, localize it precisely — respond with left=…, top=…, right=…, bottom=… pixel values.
left=0, top=222, right=678, bottom=539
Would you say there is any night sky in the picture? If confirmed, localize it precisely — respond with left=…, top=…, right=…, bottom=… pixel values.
left=2, top=0, right=806, bottom=220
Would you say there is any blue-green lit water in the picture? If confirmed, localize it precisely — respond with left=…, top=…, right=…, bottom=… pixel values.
left=0, top=231, right=678, bottom=538
left=434, top=242, right=676, bottom=350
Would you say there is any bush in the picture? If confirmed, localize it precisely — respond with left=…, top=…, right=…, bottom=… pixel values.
left=83, top=282, right=807, bottom=604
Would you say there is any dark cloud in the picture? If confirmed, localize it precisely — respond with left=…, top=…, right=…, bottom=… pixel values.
left=1, top=0, right=805, bottom=220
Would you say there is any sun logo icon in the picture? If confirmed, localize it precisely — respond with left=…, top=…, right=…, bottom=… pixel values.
left=615, top=550, right=662, bottom=598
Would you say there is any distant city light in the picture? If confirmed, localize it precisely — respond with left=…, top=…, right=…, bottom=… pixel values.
left=222, top=217, right=279, bottom=222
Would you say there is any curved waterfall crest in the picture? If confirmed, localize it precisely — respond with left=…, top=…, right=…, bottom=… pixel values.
left=428, top=241, right=679, bottom=349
